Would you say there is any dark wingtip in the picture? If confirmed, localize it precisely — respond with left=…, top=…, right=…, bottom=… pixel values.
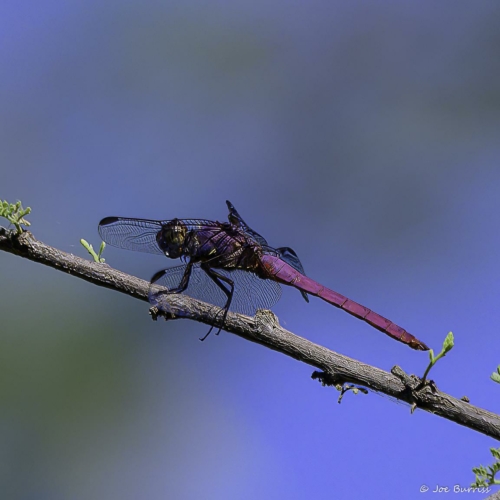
left=99, top=216, right=119, bottom=227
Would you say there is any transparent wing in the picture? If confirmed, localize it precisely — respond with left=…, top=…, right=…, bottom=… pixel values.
left=98, top=217, right=164, bottom=254
left=149, top=263, right=282, bottom=316
left=225, top=201, right=309, bottom=303
left=98, top=217, right=219, bottom=255
left=226, top=200, right=268, bottom=246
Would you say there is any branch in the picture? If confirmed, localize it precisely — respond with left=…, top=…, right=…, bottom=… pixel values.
left=2, top=226, right=500, bottom=441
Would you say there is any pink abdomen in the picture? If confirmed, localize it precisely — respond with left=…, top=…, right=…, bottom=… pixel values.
left=259, top=254, right=428, bottom=351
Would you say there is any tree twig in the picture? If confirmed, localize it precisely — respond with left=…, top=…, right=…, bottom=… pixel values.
left=1, top=226, right=500, bottom=440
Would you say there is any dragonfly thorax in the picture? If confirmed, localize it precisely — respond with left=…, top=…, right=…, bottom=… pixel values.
left=156, top=219, right=188, bottom=259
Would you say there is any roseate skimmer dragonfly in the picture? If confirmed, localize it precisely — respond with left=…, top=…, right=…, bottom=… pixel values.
left=98, top=201, right=429, bottom=350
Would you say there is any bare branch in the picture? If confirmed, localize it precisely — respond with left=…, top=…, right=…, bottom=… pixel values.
left=1, top=226, right=500, bottom=440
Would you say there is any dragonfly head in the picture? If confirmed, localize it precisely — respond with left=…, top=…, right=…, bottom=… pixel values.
left=157, top=219, right=187, bottom=259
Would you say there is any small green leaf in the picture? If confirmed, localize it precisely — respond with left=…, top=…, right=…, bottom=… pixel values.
left=491, top=366, right=500, bottom=384
left=80, top=239, right=92, bottom=252
left=80, top=238, right=106, bottom=263
left=98, top=241, right=106, bottom=262
left=442, top=331, right=454, bottom=353
left=471, top=447, right=500, bottom=488
left=421, top=332, right=454, bottom=382
left=0, top=199, right=32, bottom=234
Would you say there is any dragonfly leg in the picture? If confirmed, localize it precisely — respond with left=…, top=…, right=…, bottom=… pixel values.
left=148, top=262, right=193, bottom=304
left=199, top=265, right=235, bottom=341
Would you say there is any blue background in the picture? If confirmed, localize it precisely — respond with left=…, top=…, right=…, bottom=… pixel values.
left=1, top=2, right=500, bottom=498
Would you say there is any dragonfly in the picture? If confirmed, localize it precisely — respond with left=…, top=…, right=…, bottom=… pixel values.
left=98, top=201, right=429, bottom=350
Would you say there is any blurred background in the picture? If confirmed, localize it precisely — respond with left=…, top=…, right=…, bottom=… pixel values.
left=2, top=1, right=500, bottom=498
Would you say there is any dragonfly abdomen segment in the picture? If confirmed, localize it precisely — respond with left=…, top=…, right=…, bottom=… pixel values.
left=259, top=254, right=428, bottom=351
